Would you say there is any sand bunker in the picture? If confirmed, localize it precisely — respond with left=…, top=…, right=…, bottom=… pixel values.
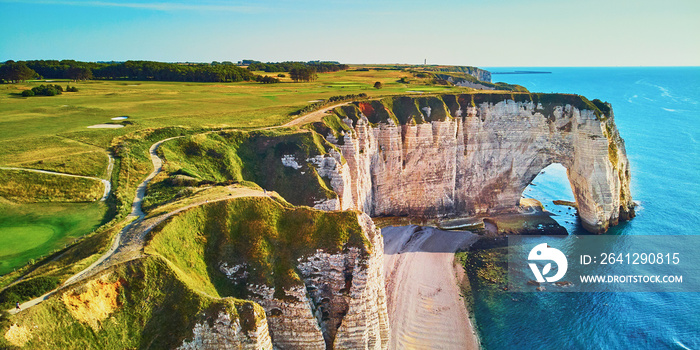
left=4, top=324, right=31, bottom=347
left=62, top=277, right=123, bottom=330
left=87, top=124, right=124, bottom=129
left=111, top=116, right=128, bottom=120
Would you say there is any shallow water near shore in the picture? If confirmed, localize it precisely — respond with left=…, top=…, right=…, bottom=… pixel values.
left=471, top=67, right=700, bottom=349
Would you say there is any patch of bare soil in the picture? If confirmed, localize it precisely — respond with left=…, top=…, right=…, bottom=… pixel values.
left=62, top=276, right=123, bottom=330
left=4, top=324, right=31, bottom=347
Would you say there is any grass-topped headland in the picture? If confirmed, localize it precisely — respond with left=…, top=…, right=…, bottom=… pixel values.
left=144, top=128, right=341, bottom=212
left=1, top=196, right=371, bottom=348
left=145, top=196, right=369, bottom=299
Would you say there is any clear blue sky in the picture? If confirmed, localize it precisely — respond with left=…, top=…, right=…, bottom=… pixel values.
left=1, top=0, right=698, bottom=66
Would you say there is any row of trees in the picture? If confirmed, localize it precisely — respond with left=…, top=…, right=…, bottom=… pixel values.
left=2, top=59, right=348, bottom=84
left=255, top=75, right=280, bottom=84
left=19, top=60, right=98, bottom=81
left=246, top=61, right=348, bottom=73
left=90, top=61, right=257, bottom=82
left=2, top=60, right=263, bottom=83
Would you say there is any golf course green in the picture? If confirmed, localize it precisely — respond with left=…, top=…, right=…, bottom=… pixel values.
left=0, top=202, right=107, bottom=275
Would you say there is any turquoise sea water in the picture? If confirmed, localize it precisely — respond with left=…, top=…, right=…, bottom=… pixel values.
left=473, top=67, right=700, bottom=349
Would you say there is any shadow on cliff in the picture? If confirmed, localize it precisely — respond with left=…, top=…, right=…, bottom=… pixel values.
left=382, top=225, right=477, bottom=255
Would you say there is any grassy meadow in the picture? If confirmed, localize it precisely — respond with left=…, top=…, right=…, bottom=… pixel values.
left=16, top=151, right=110, bottom=178
left=0, top=169, right=105, bottom=203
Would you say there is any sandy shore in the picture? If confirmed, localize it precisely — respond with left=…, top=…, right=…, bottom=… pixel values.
left=383, top=225, right=480, bottom=350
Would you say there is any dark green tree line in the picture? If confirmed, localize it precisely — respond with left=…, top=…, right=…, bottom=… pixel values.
left=8, top=60, right=264, bottom=83
left=247, top=61, right=348, bottom=73
left=0, top=61, right=37, bottom=83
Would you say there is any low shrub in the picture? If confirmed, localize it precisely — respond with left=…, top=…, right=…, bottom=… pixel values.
left=0, top=276, right=60, bottom=309
left=29, top=84, right=64, bottom=96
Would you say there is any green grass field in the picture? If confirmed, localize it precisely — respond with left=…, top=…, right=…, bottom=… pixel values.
left=0, top=169, right=105, bottom=203
left=0, top=202, right=108, bottom=275
left=16, top=150, right=110, bottom=178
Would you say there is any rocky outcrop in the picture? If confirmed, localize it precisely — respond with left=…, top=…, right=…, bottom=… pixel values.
left=178, top=305, right=273, bottom=350
left=245, top=284, right=326, bottom=349
left=318, top=94, right=634, bottom=233
left=307, top=151, right=355, bottom=211
left=222, top=212, right=390, bottom=349
left=296, top=213, right=389, bottom=350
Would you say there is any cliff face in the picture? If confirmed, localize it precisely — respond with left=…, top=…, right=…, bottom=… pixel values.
left=238, top=212, right=389, bottom=350
left=317, top=94, right=634, bottom=233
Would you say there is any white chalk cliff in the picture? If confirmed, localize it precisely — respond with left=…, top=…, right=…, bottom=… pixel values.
left=219, top=212, right=389, bottom=350
left=316, top=94, right=634, bottom=233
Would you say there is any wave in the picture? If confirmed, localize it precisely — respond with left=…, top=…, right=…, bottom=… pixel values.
left=635, top=80, right=698, bottom=105
left=680, top=130, right=697, bottom=144
left=673, top=338, right=694, bottom=350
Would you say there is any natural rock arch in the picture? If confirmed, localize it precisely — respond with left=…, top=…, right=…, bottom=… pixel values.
left=318, top=94, right=635, bottom=233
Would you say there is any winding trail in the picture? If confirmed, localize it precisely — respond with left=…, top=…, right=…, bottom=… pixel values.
left=6, top=102, right=350, bottom=315
left=383, top=225, right=480, bottom=350
left=0, top=160, right=113, bottom=201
